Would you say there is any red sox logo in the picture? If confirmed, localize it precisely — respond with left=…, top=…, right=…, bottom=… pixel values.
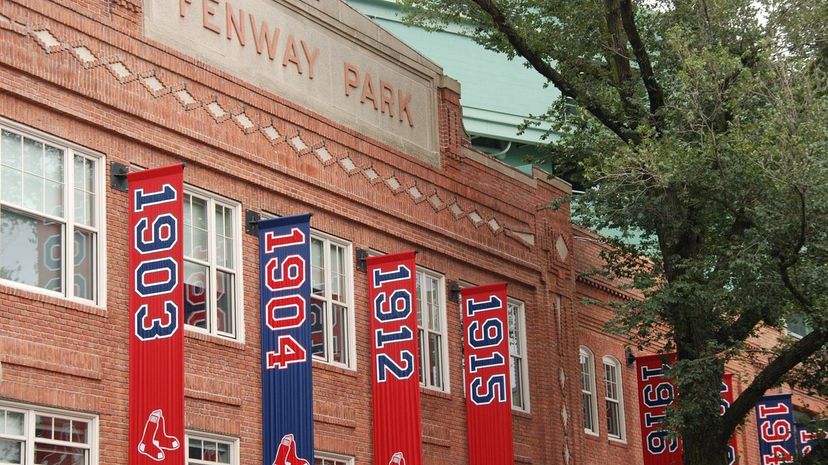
left=273, top=434, right=309, bottom=465
left=137, top=409, right=180, bottom=461
left=389, top=452, right=406, bottom=465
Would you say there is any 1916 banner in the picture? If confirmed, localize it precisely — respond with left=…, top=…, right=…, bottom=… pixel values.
left=259, top=215, right=314, bottom=465
left=720, top=374, right=739, bottom=465
left=368, top=252, right=422, bottom=465
left=756, top=393, right=796, bottom=465
left=636, top=353, right=681, bottom=465
left=462, top=283, right=514, bottom=465
left=129, top=165, right=185, bottom=465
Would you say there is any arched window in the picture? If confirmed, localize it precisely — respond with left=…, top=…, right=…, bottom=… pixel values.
left=603, top=356, right=626, bottom=441
left=580, top=347, right=599, bottom=435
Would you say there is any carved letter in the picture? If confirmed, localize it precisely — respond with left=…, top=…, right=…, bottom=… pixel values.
left=361, top=73, right=378, bottom=110
left=202, top=0, right=221, bottom=34
left=300, top=40, right=319, bottom=80
left=344, top=63, right=360, bottom=96
left=380, top=81, right=394, bottom=117
left=398, top=89, right=414, bottom=127
left=225, top=2, right=246, bottom=46
left=282, top=35, right=302, bottom=74
left=249, top=15, right=280, bottom=60
left=180, top=0, right=192, bottom=17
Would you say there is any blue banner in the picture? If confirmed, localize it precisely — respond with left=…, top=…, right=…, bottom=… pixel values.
left=796, top=422, right=823, bottom=457
left=259, top=214, right=314, bottom=465
left=755, top=393, right=796, bottom=465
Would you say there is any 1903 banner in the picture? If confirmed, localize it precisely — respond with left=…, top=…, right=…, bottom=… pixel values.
left=462, top=283, right=514, bottom=465
left=367, top=252, right=422, bottom=465
left=258, top=215, right=314, bottom=465
left=129, top=165, right=185, bottom=465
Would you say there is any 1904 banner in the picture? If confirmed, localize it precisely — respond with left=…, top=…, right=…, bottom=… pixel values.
left=367, top=252, right=422, bottom=465
left=129, top=165, right=185, bottom=465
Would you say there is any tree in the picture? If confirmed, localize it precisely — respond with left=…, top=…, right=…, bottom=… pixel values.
left=400, top=1, right=827, bottom=464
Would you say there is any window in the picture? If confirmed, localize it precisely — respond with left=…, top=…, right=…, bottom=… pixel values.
left=0, top=122, right=104, bottom=304
left=786, top=312, right=812, bottom=339
left=186, top=432, right=237, bottom=465
left=0, top=401, right=97, bottom=465
left=580, top=347, right=599, bottom=435
left=603, top=356, right=626, bottom=441
left=508, top=299, right=529, bottom=411
left=183, top=188, right=241, bottom=339
left=416, top=269, right=448, bottom=391
left=314, top=452, right=353, bottom=465
left=310, top=231, right=354, bottom=368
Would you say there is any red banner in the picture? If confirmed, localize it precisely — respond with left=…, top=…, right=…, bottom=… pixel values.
left=720, top=374, right=740, bottom=465
left=129, top=165, right=185, bottom=465
left=636, top=353, right=681, bottom=465
left=367, top=252, right=422, bottom=465
left=462, top=283, right=514, bottom=465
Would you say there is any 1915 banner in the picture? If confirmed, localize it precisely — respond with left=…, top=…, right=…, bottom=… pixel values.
left=720, top=374, right=739, bottom=465
left=636, top=353, right=681, bottom=465
left=755, top=393, right=796, bottom=465
left=259, top=215, right=314, bottom=465
left=462, top=283, right=514, bottom=465
left=129, top=165, right=185, bottom=465
left=367, top=252, right=422, bottom=465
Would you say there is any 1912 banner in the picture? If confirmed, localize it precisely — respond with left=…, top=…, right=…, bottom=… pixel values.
left=367, top=252, right=422, bottom=465
left=720, top=374, right=739, bottom=464
left=755, top=393, right=796, bottom=465
left=636, top=353, right=681, bottom=465
left=462, top=283, right=514, bottom=465
left=129, top=165, right=185, bottom=465
left=259, top=215, right=314, bottom=465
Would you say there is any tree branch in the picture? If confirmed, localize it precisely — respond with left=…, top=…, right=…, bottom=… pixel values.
left=719, top=327, right=828, bottom=443
left=618, top=0, right=666, bottom=131
left=470, top=0, right=642, bottom=145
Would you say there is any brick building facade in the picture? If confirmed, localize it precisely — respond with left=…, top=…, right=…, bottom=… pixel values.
left=0, top=1, right=822, bottom=465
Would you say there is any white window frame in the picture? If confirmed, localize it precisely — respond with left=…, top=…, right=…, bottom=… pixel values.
left=0, top=400, right=99, bottom=465
left=580, top=346, right=599, bottom=435
left=416, top=267, right=450, bottom=393
left=313, top=451, right=354, bottom=465
left=603, top=355, right=626, bottom=442
left=310, top=229, right=356, bottom=370
left=0, top=118, right=106, bottom=307
left=185, top=431, right=239, bottom=465
left=785, top=312, right=812, bottom=339
left=183, top=185, right=243, bottom=341
left=508, top=298, right=530, bottom=412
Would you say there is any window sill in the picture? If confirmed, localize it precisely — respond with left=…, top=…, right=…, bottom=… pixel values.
left=512, top=409, right=532, bottom=419
left=185, top=328, right=245, bottom=350
left=608, top=437, right=628, bottom=447
left=583, top=430, right=601, bottom=440
left=420, top=386, right=451, bottom=399
left=313, top=360, right=358, bottom=378
left=0, top=282, right=106, bottom=317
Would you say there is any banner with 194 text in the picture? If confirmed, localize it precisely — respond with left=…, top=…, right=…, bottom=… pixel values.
left=259, top=215, right=314, bottom=465
left=755, top=393, right=796, bottom=465
left=462, top=283, right=514, bottom=465
left=129, top=165, right=185, bottom=465
left=368, top=252, right=422, bottom=465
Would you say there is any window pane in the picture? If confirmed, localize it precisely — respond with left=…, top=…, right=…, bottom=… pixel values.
left=310, top=298, right=326, bottom=358
left=23, top=172, right=44, bottom=212
left=332, top=304, right=347, bottom=365
left=216, top=270, right=235, bottom=335
left=74, top=230, right=95, bottom=300
left=23, top=138, right=43, bottom=176
left=330, top=244, right=346, bottom=303
left=583, top=393, right=593, bottom=431
left=0, top=439, right=22, bottom=464
left=511, top=356, right=523, bottom=408
left=44, top=146, right=64, bottom=182
left=428, top=332, right=442, bottom=389
left=185, top=195, right=208, bottom=261
left=71, top=420, right=88, bottom=444
left=1, top=167, right=22, bottom=206
left=204, top=441, right=217, bottom=462
left=5, top=411, right=23, bottom=436
left=216, top=441, right=230, bottom=464
left=508, top=305, right=521, bottom=355
left=418, top=329, right=425, bottom=384
left=189, top=439, right=203, bottom=460
left=183, top=261, right=209, bottom=330
left=35, top=443, right=87, bottom=465
left=1, top=130, right=23, bottom=169
left=52, top=417, right=71, bottom=442
left=85, top=157, right=95, bottom=193
left=35, top=415, right=52, bottom=439
left=73, top=155, right=85, bottom=191
left=310, top=238, right=324, bottom=296
left=0, top=209, right=63, bottom=293
left=46, top=180, right=63, bottom=218
left=607, top=400, right=620, bottom=437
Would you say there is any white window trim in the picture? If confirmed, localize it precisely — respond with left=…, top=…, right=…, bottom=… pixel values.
left=0, top=399, right=100, bottom=465
left=0, top=117, right=107, bottom=308
left=183, top=184, right=244, bottom=343
left=508, top=298, right=530, bottom=413
left=603, top=355, right=627, bottom=442
left=580, top=346, right=600, bottom=436
left=416, top=267, right=450, bottom=393
left=310, top=228, right=356, bottom=371
left=784, top=312, right=811, bottom=340
left=314, top=451, right=355, bottom=465
left=185, top=430, right=239, bottom=465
